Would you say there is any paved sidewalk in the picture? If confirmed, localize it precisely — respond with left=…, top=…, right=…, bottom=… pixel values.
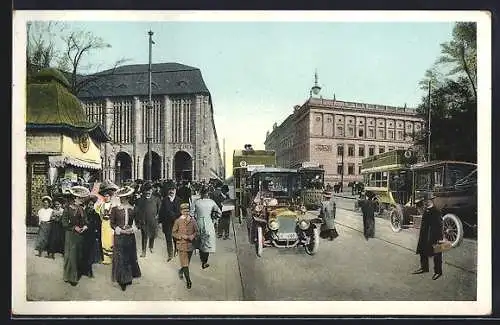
left=26, top=222, right=243, bottom=301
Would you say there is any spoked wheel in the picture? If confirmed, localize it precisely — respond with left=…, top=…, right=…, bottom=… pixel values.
left=255, top=226, right=263, bottom=257
left=389, top=206, right=403, bottom=233
left=442, top=213, right=463, bottom=247
left=305, top=227, right=320, bottom=255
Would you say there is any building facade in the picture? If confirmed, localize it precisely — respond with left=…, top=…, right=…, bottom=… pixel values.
left=77, top=63, right=225, bottom=184
left=265, top=81, right=425, bottom=186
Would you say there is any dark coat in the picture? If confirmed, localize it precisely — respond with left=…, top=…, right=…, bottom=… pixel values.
left=416, top=205, right=443, bottom=256
left=134, top=196, right=161, bottom=238
left=177, top=185, right=192, bottom=204
left=359, top=199, right=376, bottom=238
left=158, top=195, right=181, bottom=233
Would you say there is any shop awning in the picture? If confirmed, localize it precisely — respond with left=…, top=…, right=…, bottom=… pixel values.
left=49, top=156, right=102, bottom=170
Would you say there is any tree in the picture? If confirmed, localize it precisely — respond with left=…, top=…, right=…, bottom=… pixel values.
left=26, top=21, right=66, bottom=81
left=436, top=22, right=477, bottom=99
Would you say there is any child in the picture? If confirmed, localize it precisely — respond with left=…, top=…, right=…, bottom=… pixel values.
left=172, top=203, right=198, bottom=289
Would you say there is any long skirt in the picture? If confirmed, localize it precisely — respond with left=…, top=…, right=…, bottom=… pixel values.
left=63, top=231, right=83, bottom=283
left=112, top=234, right=141, bottom=285
left=80, top=232, right=98, bottom=276
left=47, top=221, right=65, bottom=254
left=101, top=219, right=114, bottom=265
left=35, top=222, right=52, bottom=252
left=363, top=213, right=375, bottom=238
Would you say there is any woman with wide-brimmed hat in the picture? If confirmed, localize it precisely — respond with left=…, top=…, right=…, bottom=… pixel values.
left=35, top=196, right=54, bottom=257
left=110, top=185, right=141, bottom=291
left=95, top=180, right=119, bottom=265
left=47, top=196, right=66, bottom=258
left=62, top=185, right=90, bottom=286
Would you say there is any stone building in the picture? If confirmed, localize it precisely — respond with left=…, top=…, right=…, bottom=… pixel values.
left=76, top=63, right=224, bottom=184
left=264, top=73, right=425, bottom=186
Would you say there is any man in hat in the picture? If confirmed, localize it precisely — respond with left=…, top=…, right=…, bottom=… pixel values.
left=412, top=194, right=444, bottom=280
left=318, top=190, right=338, bottom=240
left=134, top=182, right=161, bottom=257
left=359, top=191, right=376, bottom=240
left=158, top=180, right=182, bottom=261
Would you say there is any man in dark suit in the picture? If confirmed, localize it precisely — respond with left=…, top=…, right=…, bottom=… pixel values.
left=158, top=180, right=181, bottom=262
left=412, top=194, right=444, bottom=280
left=134, top=182, right=161, bottom=257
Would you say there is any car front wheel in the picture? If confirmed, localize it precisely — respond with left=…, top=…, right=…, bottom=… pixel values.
left=442, top=213, right=464, bottom=248
left=305, top=226, right=320, bottom=255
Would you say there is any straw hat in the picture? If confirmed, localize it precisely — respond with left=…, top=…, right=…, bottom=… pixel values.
left=98, top=180, right=119, bottom=195
left=69, top=185, right=91, bottom=198
left=115, top=186, right=135, bottom=198
left=41, top=195, right=52, bottom=203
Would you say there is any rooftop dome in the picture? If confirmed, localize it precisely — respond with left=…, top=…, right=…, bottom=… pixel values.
left=33, top=68, right=71, bottom=89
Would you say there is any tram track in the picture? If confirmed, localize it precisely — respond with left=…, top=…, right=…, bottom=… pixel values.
left=333, top=207, right=477, bottom=275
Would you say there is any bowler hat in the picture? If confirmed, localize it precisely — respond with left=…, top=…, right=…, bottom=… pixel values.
left=164, top=180, right=176, bottom=190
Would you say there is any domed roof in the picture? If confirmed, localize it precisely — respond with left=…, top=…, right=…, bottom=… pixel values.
left=26, top=68, right=110, bottom=142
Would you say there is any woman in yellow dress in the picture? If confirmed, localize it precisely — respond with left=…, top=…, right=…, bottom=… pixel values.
left=95, top=181, right=119, bottom=265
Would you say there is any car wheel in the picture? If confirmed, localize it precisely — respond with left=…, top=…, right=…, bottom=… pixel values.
left=256, top=226, right=263, bottom=257
left=305, top=226, right=320, bottom=256
left=442, top=213, right=464, bottom=248
left=389, top=206, right=403, bottom=233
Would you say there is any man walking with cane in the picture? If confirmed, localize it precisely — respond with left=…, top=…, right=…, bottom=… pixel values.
left=134, top=182, right=161, bottom=257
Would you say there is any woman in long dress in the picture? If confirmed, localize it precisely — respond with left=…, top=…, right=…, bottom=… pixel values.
left=47, top=197, right=65, bottom=258
left=172, top=202, right=198, bottom=289
left=95, top=181, right=118, bottom=265
left=192, top=186, right=221, bottom=269
left=110, top=186, right=141, bottom=291
left=62, top=186, right=90, bottom=286
left=35, top=196, right=53, bottom=257
left=84, top=195, right=103, bottom=265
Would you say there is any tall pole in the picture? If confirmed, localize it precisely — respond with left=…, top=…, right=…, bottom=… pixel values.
left=223, top=138, right=226, bottom=180
left=427, top=79, right=431, bottom=162
left=340, top=145, right=344, bottom=192
left=147, top=30, right=154, bottom=181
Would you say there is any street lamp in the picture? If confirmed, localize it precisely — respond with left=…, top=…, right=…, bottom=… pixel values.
left=146, top=30, right=154, bottom=181
left=117, top=160, right=121, bottom=185
left=339, top=144, right=344, bottom=193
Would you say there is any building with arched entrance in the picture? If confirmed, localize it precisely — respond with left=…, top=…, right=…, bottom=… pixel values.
left=77, top=63, right=225, bottom=184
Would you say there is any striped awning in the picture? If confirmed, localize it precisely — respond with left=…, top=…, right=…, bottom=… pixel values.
left=48, top=156, right=102, bottom=170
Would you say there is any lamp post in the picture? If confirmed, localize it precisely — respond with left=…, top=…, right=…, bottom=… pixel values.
left=339, top=144, right=344, bottom=192
left=117, top=160, right=121, bottom=185
left=146, top=30, right=154, bottom=181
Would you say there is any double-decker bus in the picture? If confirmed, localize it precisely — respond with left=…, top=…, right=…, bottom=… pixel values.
left=232, top=145, right=277, bottom=223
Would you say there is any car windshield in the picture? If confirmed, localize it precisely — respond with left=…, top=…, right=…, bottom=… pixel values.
left=455, top=169, right=477, bottom=187
left=252, top=172, right=300, bottom=198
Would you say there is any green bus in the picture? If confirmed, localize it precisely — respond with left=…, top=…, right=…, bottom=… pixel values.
left=232, top=146, right=277, bottom=223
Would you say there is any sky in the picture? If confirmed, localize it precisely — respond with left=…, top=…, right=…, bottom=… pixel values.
left=25, top=14, right=457, bottom=177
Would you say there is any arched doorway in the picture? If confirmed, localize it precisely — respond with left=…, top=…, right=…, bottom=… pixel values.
left=115, top=152, right=132, bottom=185
left=173, top=151, right=193, bottom=182
left=143, top=151, right=162, bottom=181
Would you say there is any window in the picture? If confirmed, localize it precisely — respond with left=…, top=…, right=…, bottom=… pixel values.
left=397, top=147, right=405, bottom=150
left=358, top=146, right=365, bottom=157
left=388, top=146, right=395, bottom=151
left=348, top=145, right=355, bottom=157
left=337, top=126, right=344, bottom=137
left=358, top=165, right=362, bottom=175
left=358, top=128, right=364, bottom=137
left=337, top=145, right=344, bottom=156
left=379, top=146, right=385, bottom=154
left=348, top=127, right=354, bottom=137
left=337, top=164, right=343, bottom=175
left=369, top=146, right=375, bottom=156
left=397, top=130, right=404, bottom=140
left=378, top=129, right=385, bottom=139
left=368, top=128, right=374, bottom=138
left=348, top=164, right=355, bottom=175
left=388, top=130, right=394, bottom=139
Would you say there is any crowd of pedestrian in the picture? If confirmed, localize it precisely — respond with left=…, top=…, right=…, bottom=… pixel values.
left=33, top=177, right=231, bottom=291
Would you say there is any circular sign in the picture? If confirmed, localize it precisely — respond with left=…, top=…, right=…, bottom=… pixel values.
left=79, top=133, right=90, bottom=153
left=240, top=160, right=247, bottom=167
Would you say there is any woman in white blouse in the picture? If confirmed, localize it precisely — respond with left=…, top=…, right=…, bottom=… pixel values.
left=35, top=196, right=54, bottom=257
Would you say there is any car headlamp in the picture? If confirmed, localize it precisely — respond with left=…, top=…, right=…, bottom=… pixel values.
left=268, top=198, right=278, bottom=206
left=298, top=219, right=310, bottom=230
left=255, top=205, right=263, bottom=212
left=268, top=219, right=279, bottom=231
left=300, top=205, right=307, bottom=213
